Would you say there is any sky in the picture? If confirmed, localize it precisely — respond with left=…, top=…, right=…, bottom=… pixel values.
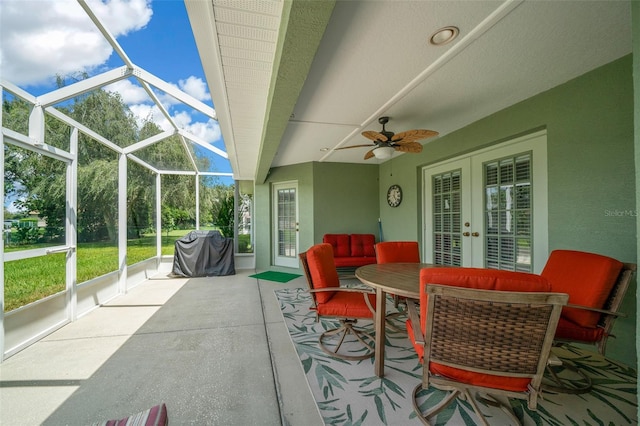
left=0, top=0, right=233, bottom=183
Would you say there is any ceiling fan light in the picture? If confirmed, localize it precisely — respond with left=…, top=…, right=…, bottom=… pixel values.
left=373, top=146, right=395, bottom=160
left=429, top=26, right=459, bottom=46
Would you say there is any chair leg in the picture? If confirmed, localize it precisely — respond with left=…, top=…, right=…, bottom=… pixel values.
left=544, top=361, right=592, bottom=394
left=412, top=383, right=462, bottom=426
left=413, top=383, right=522, bottom=426
left=475, top=393, right=522, bottom=426
left=319, top=319, right=375, bottom=361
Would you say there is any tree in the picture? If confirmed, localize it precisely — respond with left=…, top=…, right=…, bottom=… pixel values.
left=211, top=186, right=234, bottom=237
left=3, top=75, right=225, bottom=245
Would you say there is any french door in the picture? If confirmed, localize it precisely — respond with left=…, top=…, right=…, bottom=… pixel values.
left=423, top=131, right=548, bottom=273
left=273, top=181, right=299, bottom=268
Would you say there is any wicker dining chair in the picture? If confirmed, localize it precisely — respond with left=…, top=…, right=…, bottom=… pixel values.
left=299, top=243, right=377, bottom=361
left=407, top=268, right=567, bottom=425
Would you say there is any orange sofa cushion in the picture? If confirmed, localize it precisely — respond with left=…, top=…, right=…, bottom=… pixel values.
left=409, top=267, right=552, bottom=392
left=322, top=234, right=351, bottom=258
left=351, top=234, right=376, bottom=257
left=375, top=241, right=421, bottom=263
left=541, top=250, right=622, bottom=328
left=306, top=243, right=340, bottom=304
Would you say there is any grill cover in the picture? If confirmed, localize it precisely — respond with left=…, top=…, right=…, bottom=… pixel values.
left=172, top=230, right=235, bottom=277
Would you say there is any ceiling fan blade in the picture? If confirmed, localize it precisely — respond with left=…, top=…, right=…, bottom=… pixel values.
left=393, top=142, right=423, bottom=154
left=391, top=129, right=439, bottom=143
left=364, top=149, right=376, bottom=160
left=335, top=144, right=374, bottom=150
left=362, top=130, right=389, bottom=142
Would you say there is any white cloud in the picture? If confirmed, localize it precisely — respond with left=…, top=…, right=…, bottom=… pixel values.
left=187, top=119, right=222, bottom=144
left=0, top=0, right=222, bottom=153
left=0, top=0, right=152, bottom=87
left=104, top=79, right=149, bottom=104
left=129, top=103, right=158, bottom=127
left=178, top=76, right=212, bottom=102
left=86, top=0, right=152, bottom=36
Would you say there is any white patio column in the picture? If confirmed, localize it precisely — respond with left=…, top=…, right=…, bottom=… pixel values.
left=66, top=128, right=78, bottom=320
left=118, top=152, right=127, bottom=294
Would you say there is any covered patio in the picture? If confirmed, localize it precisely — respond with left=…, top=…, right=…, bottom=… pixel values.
left=0, top=268, right=323, bottom=425
left=1, top=269, right=636, bottom=425
left=2, top=0, right=640, bottom=424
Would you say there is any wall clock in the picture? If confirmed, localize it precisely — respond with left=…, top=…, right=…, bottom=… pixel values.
left=387, top=184, right=402, bottom=207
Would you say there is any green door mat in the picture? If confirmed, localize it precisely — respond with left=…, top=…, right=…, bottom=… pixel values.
left=249, top=271, right=301, bottom=283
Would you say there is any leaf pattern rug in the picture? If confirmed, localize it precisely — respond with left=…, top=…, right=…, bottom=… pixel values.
left=275, top=287, right=637, bottom=425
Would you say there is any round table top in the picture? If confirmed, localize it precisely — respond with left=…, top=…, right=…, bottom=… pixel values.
left=355, top=263, right=435, bottom=299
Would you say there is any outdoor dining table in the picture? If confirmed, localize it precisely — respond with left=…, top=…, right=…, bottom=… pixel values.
left=355, top=262, right=434, bottom=377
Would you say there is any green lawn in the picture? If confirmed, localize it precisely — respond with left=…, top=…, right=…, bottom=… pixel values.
left=3, top=229, right=194, bottom=312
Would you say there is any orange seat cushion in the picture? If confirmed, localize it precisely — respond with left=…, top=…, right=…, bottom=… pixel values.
left=316, top=291, right=375, bottom=319
left=554, top=316, right=604, bottom=343
left=376, top=241, right=421, bottom=263
left=306, top=243, right=340, bottom=304
left=541, top=250, right=622, bottom=328
left=408, top=267, right=552, bottom=392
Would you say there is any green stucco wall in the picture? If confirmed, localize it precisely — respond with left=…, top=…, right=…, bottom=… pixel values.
left=254, top=161, right=378, bottom=272
left=379, top=55, right=636, bottom=366
left=311, top=162, right=379, bottom=239
left=254, top=163, right=313, bottom=272
left=632, top=0, right=640, bottom=379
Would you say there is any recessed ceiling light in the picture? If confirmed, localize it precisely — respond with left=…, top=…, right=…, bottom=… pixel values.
left=429, top=26, right=459, bottom=46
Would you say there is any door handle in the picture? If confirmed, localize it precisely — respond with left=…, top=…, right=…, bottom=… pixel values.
left=462, top=232, right=470, bottom=237
left=471, top=232, right=480, bottom=237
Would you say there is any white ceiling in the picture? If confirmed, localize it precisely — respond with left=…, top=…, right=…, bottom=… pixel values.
left=186, top=0, right=632, bottom=183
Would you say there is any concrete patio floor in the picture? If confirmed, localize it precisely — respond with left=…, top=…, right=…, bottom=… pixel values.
left=0, top=270, right=324, bottom=425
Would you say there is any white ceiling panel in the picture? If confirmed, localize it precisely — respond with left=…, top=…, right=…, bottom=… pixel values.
left=188, top=0, right=632, bottom=181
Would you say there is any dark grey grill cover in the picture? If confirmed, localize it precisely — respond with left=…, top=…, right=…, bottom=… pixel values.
left=171, top=230, right=235, bottom=277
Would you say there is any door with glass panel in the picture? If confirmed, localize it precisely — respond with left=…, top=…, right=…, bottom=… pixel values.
left=273, top=181, right=299, bottom=268
left=423, top=131, right=548, bottom=272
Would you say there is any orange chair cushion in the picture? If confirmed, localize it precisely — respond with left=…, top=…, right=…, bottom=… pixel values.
left=351, top=234, right=376, bottom=257
left=541, top=250, right=623, bottom=328
left=408, top=267, right=552, bottom=392
left=554, top=317, right=605, bottom=343
left=322, top=234, right=351, bottom=258
left=316, top=291, right=376, bottom=319
left=418, top=267, right=551, bottom=332
left=376, top=241, right=421, bottom=263
left=306, top=243, right=340, bottom=304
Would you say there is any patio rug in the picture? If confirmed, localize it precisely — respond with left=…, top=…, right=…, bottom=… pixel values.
left=249, top=271, right=301, bottom=283
left=275, top=286, right=638, bottom=425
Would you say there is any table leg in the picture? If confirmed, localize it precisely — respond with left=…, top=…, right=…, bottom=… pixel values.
left=375, top=287, right=386, bottom=377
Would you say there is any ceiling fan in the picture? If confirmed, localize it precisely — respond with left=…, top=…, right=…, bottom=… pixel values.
left=337, top=116, right=439, bottom=160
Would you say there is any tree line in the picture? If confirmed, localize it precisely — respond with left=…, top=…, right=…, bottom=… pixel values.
left=3, top=78, right=235, bottom=245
